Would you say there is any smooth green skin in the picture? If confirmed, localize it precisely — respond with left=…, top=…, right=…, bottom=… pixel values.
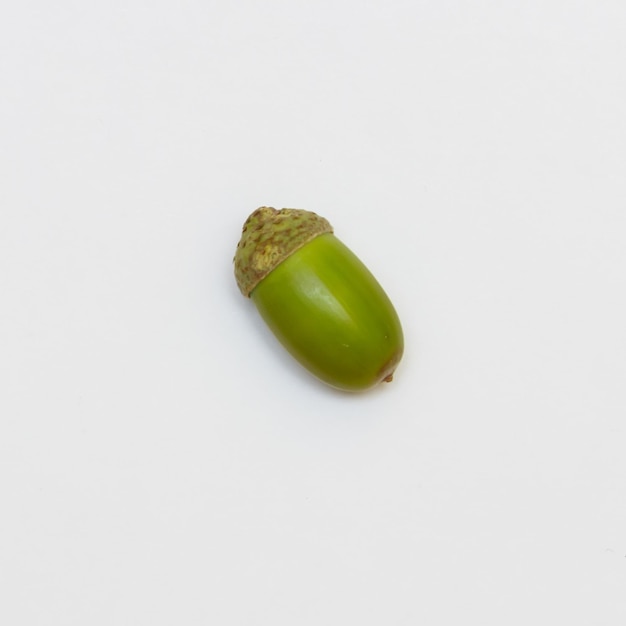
left=250, top=233, right=404, bottom=391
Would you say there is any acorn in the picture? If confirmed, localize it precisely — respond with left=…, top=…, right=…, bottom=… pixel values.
left=234, top=207, right=404, bottom=392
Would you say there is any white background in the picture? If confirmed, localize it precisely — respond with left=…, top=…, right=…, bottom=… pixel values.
left=1, top=1, right=625, bottom=624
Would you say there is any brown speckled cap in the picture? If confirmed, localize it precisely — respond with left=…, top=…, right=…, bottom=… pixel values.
left=234, top=207, right=333, bottom=297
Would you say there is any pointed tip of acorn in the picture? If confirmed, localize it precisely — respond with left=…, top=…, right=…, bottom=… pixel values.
left=234, top=207, right=333, bottom=297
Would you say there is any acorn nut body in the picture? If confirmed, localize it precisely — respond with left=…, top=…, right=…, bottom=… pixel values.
left=234, top=207, right=404, bottom=392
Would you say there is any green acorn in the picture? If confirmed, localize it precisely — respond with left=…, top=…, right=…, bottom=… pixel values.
left=234, top=207, right=404, bottom=392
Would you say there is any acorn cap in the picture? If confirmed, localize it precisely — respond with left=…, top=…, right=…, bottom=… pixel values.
left=234, top=207, right=333, bottom=297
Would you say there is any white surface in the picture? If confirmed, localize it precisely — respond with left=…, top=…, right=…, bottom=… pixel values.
left=1, top=1, right=625, bottom=624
